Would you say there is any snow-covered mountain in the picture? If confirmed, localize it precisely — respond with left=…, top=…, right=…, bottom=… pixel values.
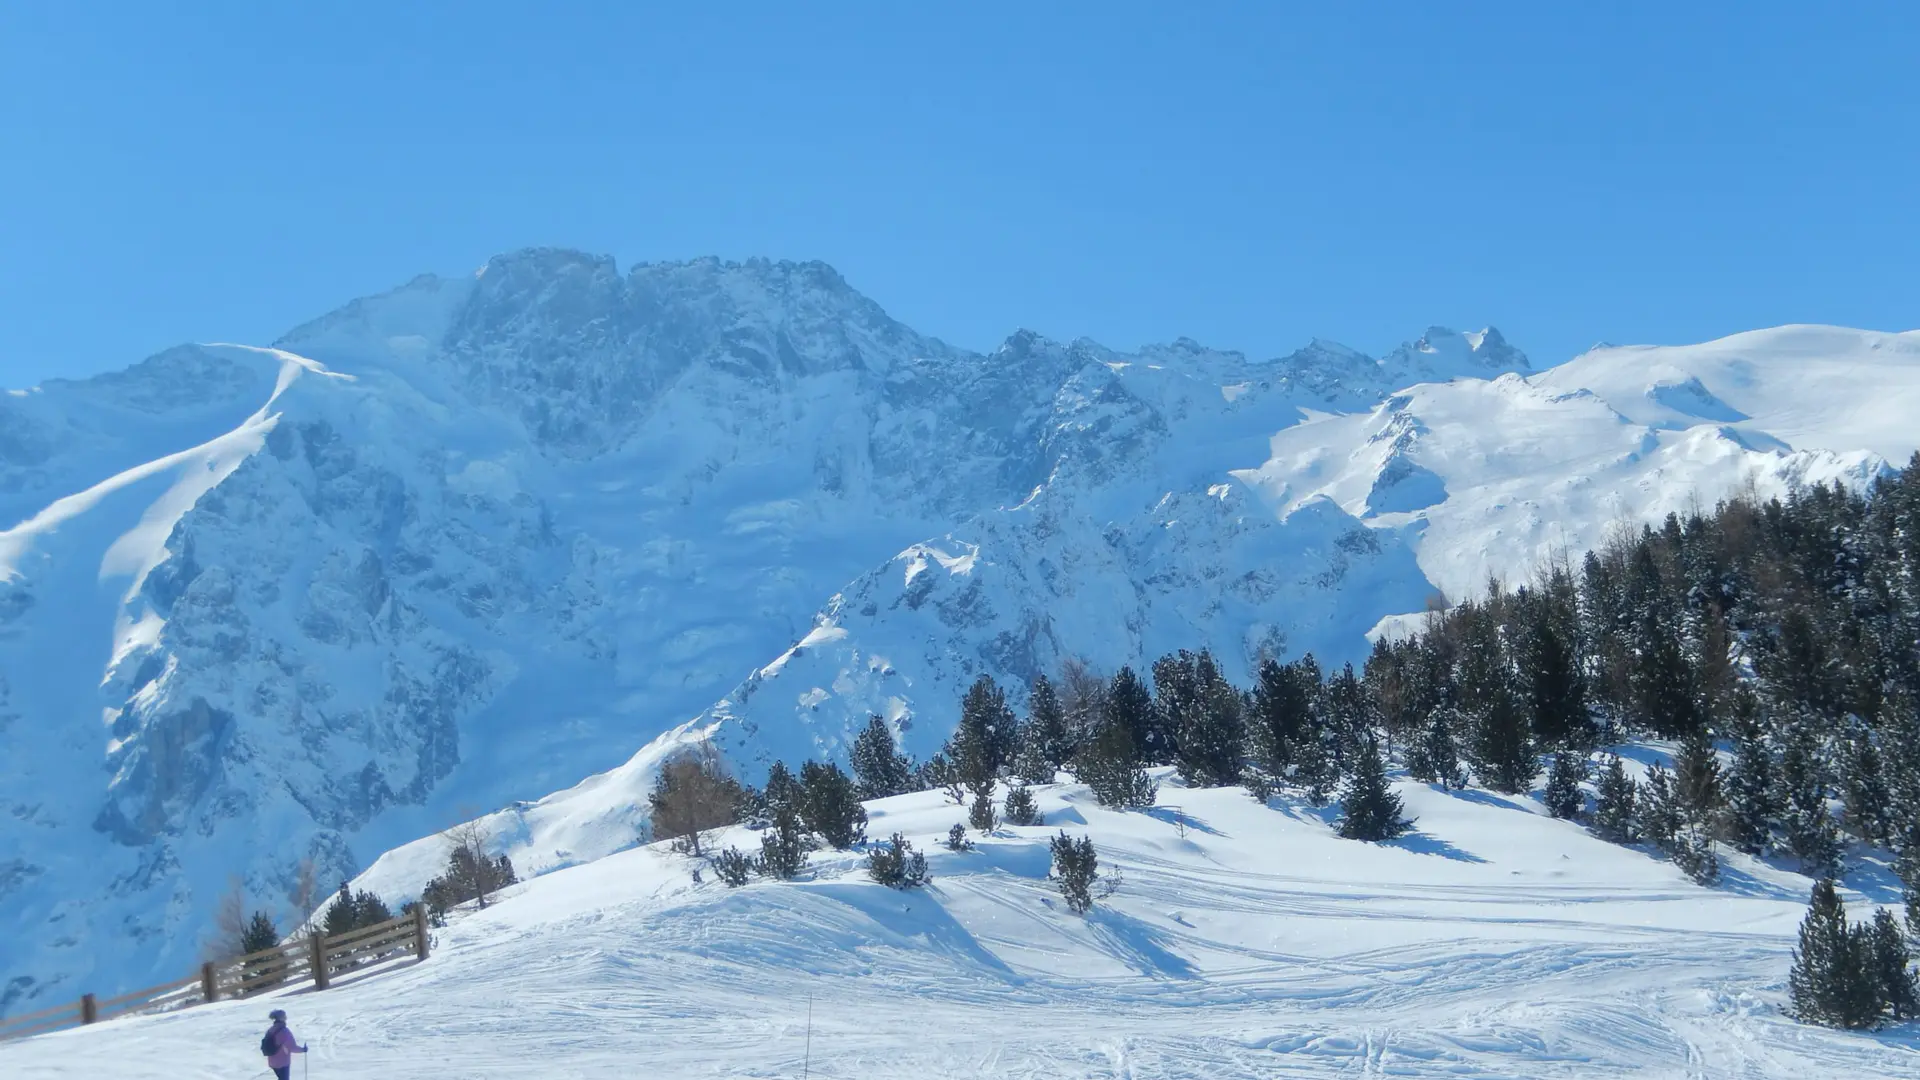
left=2, top=248, right=1917, bottom=1010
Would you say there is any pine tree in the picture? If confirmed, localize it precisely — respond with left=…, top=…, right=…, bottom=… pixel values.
left=1023, top=674, right=1073, bottom=774
left=1593, top=753, right=1639, bottom=843
left=1467, top=686, right=1538, bottom=795
left=1543, top=751, right=1587, bottom=819
left=944, top=823, right=973, bottom=852
left=849, top=715, right=913, bottom=800
left=1104, top=666, right=1157, bottom=768
left=1672, top=727, right=1723, bottom=823
left=1637, top=763, right=1682, bottom=850
left=1148, top=651, right=1198, bottom=768
left=1003, top=783, right=1041, bottom=826
left=798, top=760, right=868, bottom=849
left=967, top=788, right=998, bottom=832
left=757, top=762, right=810, bottom=880
left=1525, top=619, right=1589, bottom=748
left=1632, top=610, right=1701, bottom=738
left=711, top=847, right=753, bottom=887
left=1840, top=723, right=1891, bottom=845
left=1779, top=713, right=1842, bottom=878
left=1724, top=690, right=1779, bottom=854
left=951, top=675, right=1016, bottom=797
left=1869, top=907, right=1919, bottom=1022
left=1073, top=710, right=1157, bottom=809
left=1407, top=705, right=1467, bottom=790
left=1789, top=880, right=1879, bottom=1029
left=865, top=834, right=928, bottom=889
left=1173, top=650, right=1246, bottom=788
left=1049, top=832, right=1099, bottom=915
left=1336, top=737, right=1412, bottom=841
left=240, top=911, right=279, bottom=955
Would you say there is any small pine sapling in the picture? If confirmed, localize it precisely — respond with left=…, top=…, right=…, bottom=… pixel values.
left=1003, top=784, right=1041, bottom=826
left=1049, top=832, right=1099, bottom=915
left=865, top=833, right=929, bottom=889
left=945, top=823, right=974, bottom=852
left=711, top=847, right=754, bottom=887
left=1543, top=751, right=1588, bottom=820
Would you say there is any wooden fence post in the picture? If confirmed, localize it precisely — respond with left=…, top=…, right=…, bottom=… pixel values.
left=413, top=904, right=430, bottom=962
left=80, top=994, right=98, bottom=1025
left=309, top=933, right=329, bottom=991
left=200, top=961, right=218, bottom=1005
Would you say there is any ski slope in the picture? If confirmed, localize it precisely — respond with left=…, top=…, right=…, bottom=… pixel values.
left=6, top=769, right=1914, bottom=1079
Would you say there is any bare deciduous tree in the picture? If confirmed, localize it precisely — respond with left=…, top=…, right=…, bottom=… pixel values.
left=287, top=856, right=320, bottom=930
left=441, top=818, right=506, bottom=910
left=1057, top=656, right=1108, bottom=749
left=648, top=741, right=745, bottom=857
left=203, top=876, right=249, bottom=962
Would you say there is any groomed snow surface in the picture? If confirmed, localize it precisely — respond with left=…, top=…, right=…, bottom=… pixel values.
left=6, top=765, right=1914, bottom=1079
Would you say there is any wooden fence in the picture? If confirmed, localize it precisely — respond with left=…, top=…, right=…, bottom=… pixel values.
left=0, top=906, right=429, bottom=1043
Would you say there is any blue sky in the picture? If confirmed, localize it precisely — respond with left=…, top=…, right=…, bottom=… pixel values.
left=2, top=4, right=1915, bottom=383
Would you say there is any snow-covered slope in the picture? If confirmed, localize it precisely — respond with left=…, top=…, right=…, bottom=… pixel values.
left=5, top=770, right=1914, bottom=1079
left=2, top=247, right=1916, bottom=1012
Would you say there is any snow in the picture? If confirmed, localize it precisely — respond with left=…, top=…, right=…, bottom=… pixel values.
left=3, top=249, right=1917, bottom=1015
left=4, top=771, right=1913, bottom=1079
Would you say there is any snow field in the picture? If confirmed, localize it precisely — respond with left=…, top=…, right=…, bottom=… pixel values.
left=6, top=768, right=1915, bottom=1079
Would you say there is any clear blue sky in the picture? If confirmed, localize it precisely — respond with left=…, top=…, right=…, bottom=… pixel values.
left=3, top=3, right=1915, bottom=384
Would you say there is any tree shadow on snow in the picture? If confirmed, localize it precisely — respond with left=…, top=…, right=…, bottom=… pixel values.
left=811, top=881, right=1026, bottom=984
left=1385, top=830, right=1488, bottom=864
left=1439, top=786, right=1538, bottom=814
left=1144, top=805, right=1226, bottom=837
left=1084, top=906, right=1198, bottom=980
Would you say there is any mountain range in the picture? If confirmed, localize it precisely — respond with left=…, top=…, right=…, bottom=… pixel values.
left=3, top=248, right=1916, bottom=1009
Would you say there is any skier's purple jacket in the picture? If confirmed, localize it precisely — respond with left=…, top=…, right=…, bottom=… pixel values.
left=268, top=1021, right=305, bottom=1069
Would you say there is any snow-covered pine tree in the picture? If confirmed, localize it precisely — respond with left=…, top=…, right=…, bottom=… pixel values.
left=849, top=715, right=913, bottom=800
left=1724, top=688, right=1779, bottom=855
left=1543, top=750, right=1587, bottom=819
left=1173, top=650, right=1247, bottom=788
left=1840, top=721, right=1891, bottom=845
left=1335, top=736, right=1412, bottom=842
left=1632, top=609, right=1701, bottom=738
left=1779, top=710, right=1842, bottom=879
left=1025, top=674, right=1072, bottom=773
left=1636, top=762, right=1681, bottom=850
left=1467, top=687, right=1537, bottom=795
left=1593, top=753, right=1638, bottom=843
left=952, top=674, right=1017, bottom=797
left=1407, top=704, right=1467, bottom=790
left=1148, top=650, right=1198, bottom=768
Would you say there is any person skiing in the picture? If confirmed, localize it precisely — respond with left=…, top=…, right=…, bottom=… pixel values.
left=262, top=1008, right=308, bottom=1080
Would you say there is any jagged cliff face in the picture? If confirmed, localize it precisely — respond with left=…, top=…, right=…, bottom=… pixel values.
left=4, top=249, right=1914, bottom=1011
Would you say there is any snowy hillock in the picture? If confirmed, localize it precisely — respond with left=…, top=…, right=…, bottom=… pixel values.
left=3, top=245, right=1918, bottom=1007
left=6, top=768, right=1916, bottom=1079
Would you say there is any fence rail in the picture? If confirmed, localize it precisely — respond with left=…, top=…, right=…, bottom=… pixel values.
left=0, top=906, right=429, bottom=1044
